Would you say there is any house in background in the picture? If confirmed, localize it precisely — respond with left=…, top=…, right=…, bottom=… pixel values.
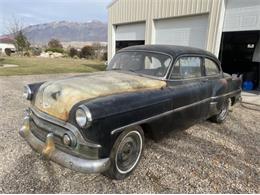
left=0, top=36, right=16, bottom=55
left=107, top=0, right=260, bottom=90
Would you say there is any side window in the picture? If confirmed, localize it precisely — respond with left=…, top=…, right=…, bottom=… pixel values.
left=171, top=57, right=202, bottom=79
left=205, top=58, right=220, bottom=76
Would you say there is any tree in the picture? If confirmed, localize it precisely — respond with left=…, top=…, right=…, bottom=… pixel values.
left=102, top=51, right=108, bottom=61
left=48, top=39, right=63, bottom=49
left=46, top=39, right=64, bottom=53
left=14, top=31, right=30, bottom=53
left=7, top=18, right=30, bottom=54
left=92, top=42, right=106, bottom=59
left=80, top=45, right=95, bottom=59
left=69, top=47, right=78, bottom=58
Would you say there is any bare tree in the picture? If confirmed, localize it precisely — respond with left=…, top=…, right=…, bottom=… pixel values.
left=92, top=42, right=106, bottom=59
left=6, top=17, right=30, bottom=55
left=7, top=17, right=23, bottom=36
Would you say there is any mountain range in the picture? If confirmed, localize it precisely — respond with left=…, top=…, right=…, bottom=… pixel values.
left=21, top=20, right=107, bottom=45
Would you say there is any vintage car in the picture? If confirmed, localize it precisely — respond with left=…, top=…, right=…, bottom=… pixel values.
left=20, top=45, right=241, bottom=179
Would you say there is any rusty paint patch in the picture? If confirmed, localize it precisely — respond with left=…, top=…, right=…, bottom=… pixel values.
left=33, top=71, right=166, bottom=121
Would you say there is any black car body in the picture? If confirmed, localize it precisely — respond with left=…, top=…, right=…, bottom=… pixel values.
left=20, top=45, right=242, bottom=179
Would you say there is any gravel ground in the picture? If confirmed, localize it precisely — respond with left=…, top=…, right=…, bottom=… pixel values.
left=0, top=74, right=259, bottom=193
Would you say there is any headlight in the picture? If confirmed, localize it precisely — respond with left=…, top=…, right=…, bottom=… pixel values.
left=23, top=85, right=33, bottom=100
left=75, top=105, right=92, bottom=128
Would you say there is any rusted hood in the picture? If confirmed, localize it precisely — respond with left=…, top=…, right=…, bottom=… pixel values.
left=33, top=71, right=166, bottom=121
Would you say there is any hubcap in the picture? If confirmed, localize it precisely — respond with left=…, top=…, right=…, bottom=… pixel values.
left=115, top=131, right=142, bottom=174
left=219, top=100, right=228, bottom=120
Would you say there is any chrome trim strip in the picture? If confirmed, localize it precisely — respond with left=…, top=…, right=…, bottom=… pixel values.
left=30, top=107, right=101, bottom=148
left=111, top=97, right=211, bottom=135
left=167, top=74, right=222, bottom=82
left=212, top=89, right=241, bottom=100
left=111, top=89, right=241, bottom=135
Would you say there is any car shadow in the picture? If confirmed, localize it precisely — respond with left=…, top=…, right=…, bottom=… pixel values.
left=141, top=108, right=259, bottom=193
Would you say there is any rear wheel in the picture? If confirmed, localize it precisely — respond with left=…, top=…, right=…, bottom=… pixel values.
left=210, top=99, right=229, bottom=123
left=103, top=126, right=144, bottom=180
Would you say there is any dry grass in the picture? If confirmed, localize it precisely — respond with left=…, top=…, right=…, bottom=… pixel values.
left=0, top=56, right=106, bottom=76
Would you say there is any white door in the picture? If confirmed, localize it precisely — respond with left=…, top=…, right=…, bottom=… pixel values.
left=223, top=0, right=260, bottom=32
left=115, top=22, right=145, bottom=41
left=154, top=15, right=209, bottom=49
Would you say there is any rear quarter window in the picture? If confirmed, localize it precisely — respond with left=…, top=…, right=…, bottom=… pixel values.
left=205, top=58, right=220, bottom=76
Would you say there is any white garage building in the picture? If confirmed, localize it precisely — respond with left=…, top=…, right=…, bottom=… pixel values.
left=108, top=0, right=260, bottom=89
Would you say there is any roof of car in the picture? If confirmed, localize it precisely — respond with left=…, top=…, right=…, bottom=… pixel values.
left=119, top=45, right=218, bottom=61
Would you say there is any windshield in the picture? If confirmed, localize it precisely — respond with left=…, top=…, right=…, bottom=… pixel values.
left=107, top=51, right=172, bottom=77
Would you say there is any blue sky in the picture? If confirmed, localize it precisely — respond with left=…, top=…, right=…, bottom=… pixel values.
left=0, top=0, right=109, bottom=35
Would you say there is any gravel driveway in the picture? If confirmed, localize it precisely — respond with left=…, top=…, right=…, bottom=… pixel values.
left=0, top=74, right=259, bottom=193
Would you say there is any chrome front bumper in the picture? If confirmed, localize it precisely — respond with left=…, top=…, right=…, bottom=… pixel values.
left=19, top=115, right=110, bottom=174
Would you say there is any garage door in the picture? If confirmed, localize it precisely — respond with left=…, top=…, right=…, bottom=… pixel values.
left=154, top=15, right=209, bottom=49
left=115, top=22, right=145, bottom=41
left=115, top=22, right=145, bottom=50
left=223, top=0, right=260, bottom=32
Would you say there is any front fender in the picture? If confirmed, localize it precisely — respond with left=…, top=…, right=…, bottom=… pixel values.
left=69, top=88, right=173, bottom=158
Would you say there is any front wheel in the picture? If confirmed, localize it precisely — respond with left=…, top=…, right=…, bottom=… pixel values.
left=103, top=126, right=144, bottom=180
left=210, top=99, right=229, bottom=123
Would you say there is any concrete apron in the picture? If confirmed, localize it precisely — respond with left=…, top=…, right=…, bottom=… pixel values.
left=241, top=91, right=260, bottom=106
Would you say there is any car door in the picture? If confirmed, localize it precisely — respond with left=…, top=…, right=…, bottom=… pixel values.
left=167, top=55, right=212, bottom=130
left=203, top=57, right=226, bottom=116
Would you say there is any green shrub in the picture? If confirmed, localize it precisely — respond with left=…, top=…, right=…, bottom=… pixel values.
left=24, top=52, right=30, bottom=57
left=80, top=45, right=95, bottom=59
left=69, top=47, right=78, bottom=58
left=45, top=48, right=64, bottom=53
left=31, top=47, right=42, bottom=56
left=48, top=39, right=63, bottom=49
left=102, top=51, right=108, bottom=61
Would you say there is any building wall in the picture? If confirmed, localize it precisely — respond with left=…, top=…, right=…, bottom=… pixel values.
left=108, top=0, right=226, bottom=61
left=0, top=43, right=16, bottom=54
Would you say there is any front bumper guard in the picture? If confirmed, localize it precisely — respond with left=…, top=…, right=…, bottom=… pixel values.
left=19, top=116, right=110, bottom=174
